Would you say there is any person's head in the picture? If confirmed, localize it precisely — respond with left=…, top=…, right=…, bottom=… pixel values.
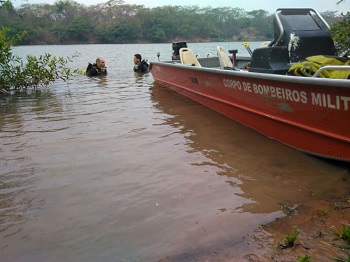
left=133, top=54, right=142, bottom=65
left=96, top=57, right=106, bottom=68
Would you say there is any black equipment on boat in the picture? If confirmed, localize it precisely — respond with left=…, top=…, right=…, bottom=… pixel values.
left=249, top=8, right=336, bottom=74
left=172, top=42, right=188, bottom=60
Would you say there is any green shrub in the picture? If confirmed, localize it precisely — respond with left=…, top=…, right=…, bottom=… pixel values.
left=0, top=27, right=79, bottom=95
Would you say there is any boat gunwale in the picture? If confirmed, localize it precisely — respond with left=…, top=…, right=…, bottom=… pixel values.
left=150, top=59, right=350, bottom=161
left=150, top=60, right=350, bottom=88
left=152, top=73, right=350, bottom=144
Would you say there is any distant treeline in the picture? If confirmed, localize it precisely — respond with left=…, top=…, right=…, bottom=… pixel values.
left=0, top=0, right=343, bottom=45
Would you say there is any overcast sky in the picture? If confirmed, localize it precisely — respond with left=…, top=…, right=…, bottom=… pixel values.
left=12, top=0, right=350, bottom=13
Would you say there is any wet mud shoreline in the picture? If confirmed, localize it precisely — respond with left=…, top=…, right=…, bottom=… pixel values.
left=161, top=162, right=350, bottom=262
left=249, top=190, right=350, bottom=261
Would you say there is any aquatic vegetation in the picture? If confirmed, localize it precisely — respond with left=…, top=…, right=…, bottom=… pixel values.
left=298, top=255, right=311, bottom=262
left=332, top=252, right=350, bottom=262
left=315, top=228, right=324, bottom=237
left=284, top=228, right=300, bottom=246
left=278, top=228, right=300, bottom=249
left=335, top=225, right=350, bottom=243
left=0, top=27, right=80, bottom=95
left=318, top=209, right=329, bottom=216
left=341, top=225, right=350, bottom=243
left=332, top=225, right=350, bottom=262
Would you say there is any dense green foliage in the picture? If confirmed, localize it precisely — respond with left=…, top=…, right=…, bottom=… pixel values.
left=0, top=0, right=320, bottom=44
left=331, top=12, right=350, bottom=55
left=0, top=27, right=79, bottom=94
left=0, top=0, right=348, bottom=48
left=0, top=0, right=347, bottom=48
left=0, top=0, right=80, bottom=94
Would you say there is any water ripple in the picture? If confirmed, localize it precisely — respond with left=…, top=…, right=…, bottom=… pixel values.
left=0, top=44, right=348, bottom=262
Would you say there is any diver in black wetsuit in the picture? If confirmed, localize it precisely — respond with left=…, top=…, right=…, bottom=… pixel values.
left=133, top=54, right=149, bottom=73
left=86, top=57, right=107, bottom=76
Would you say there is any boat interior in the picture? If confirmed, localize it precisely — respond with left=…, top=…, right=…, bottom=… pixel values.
left=167, top=8, right=350, bottom=79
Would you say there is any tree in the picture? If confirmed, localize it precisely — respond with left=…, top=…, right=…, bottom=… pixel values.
left=0, top=27, right=79, bottom=94
left=66, top=16, right=93, bottom=41
left=0, top=0, right=12, bottom=9
left=148, top=24, right=167, bottom=42
left=331, top=12, right=350, bottom=55
left=1, top=0, right=348, bottom=45
left=0, top=1, right=80, bottom=95
left=330, top=0, right=350, bottom=55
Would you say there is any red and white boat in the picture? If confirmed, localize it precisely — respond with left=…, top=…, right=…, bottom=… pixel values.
left=150, top=8, right=350, bottom=161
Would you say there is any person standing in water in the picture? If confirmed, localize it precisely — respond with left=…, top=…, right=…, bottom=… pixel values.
left=86, top=57, right=107, bottom=76
left=133, top=54, right=149, bottom=73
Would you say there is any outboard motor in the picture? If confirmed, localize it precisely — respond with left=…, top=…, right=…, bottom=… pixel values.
left=172, top=42, right=187, bottom=60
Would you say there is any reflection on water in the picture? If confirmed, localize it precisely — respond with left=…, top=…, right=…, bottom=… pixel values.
left=151, top=83, right=349, bottom=211
left=1, top=44, right=349, bottom=262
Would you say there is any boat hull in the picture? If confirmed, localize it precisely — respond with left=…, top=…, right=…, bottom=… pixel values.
left=150, top=61, right=350, bottom=161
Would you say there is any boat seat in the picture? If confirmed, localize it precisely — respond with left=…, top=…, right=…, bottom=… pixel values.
left=217, top=46, right=233, bottom=69
left=180, top=48, right=201, bottom=67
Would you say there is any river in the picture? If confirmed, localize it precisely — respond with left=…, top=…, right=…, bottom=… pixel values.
left=1, top=43, right=349, bottom=261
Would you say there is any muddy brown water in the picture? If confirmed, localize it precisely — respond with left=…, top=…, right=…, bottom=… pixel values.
left=1, top=44, right=349, bottom=262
